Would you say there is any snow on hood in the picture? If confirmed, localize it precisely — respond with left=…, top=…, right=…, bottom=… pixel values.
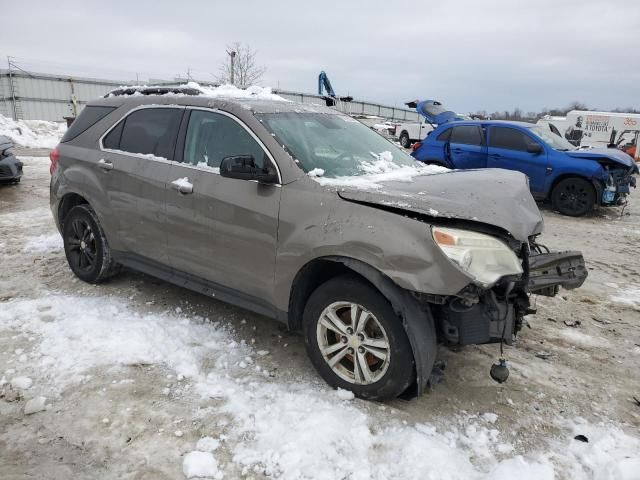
left=337, top=168, right=544, bottom=242
left=566, top=147, right=636, bottom=170
left=312, top=153, right=449, bottom=189
left=0, top=114, right=66, bottom=148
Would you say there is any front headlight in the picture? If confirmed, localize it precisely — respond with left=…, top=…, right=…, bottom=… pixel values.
left=432, top=226, right=523, bottom=287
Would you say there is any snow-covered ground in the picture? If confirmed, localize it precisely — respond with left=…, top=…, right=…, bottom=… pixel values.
left=1, top=155, right=639, bottom=479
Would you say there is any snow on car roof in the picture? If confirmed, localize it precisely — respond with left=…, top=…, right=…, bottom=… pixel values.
left=96, top=82, right=338, bottom=115
left=105, top=82, right=289, bottom=102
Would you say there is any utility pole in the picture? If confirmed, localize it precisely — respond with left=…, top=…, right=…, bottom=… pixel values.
left=227, top=49, right=236, bottom=85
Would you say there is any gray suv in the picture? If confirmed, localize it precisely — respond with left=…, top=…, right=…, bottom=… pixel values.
left=50, top=87, right=587, bottom=400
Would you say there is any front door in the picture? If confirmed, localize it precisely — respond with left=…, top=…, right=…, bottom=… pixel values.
left=165, top=109, right=281, bottom=307
left=100, top=106, right=184, bottom=264
left=447, top=125, right=487, bottom=169
left=487, top=126, right=549, bottom=195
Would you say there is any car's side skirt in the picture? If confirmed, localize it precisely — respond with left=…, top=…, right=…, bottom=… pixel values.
left=112, top=251, right=286, bottom=323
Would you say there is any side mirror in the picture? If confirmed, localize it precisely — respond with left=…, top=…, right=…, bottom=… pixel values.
left=527, top=143, right=543, bottom=154
left=220, top=155, right=278, bottom=184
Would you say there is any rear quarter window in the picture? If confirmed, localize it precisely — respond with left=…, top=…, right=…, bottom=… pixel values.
left=60, top=106, right=116, bottom=143
left=436, top=128, right=452, bottom=141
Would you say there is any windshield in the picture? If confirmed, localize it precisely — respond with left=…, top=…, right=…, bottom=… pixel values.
left=529, top=125, right=576, bottom=151
left=255, top=112, right=419, bottom=178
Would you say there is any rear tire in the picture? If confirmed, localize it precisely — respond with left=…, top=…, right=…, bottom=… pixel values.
left=551, top=177, right=595, bottom=216
left=399, top=132, right=411, bottom=149
left=62, top=204, right=120, bottom=283
left=303, top=275, right=415, bottom=401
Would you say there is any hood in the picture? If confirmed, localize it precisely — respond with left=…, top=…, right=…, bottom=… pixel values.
left=337, top=169, right=544, bottom=242
left=566, top=147, right=637, bottom=170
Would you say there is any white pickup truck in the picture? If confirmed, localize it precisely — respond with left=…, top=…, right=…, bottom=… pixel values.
left=395, top=121, right=433, bottom=148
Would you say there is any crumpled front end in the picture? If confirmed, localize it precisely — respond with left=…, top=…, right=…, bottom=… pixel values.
left=429, top=235, right=587, bottom=347
left=601, top=164, right=637, bottom=205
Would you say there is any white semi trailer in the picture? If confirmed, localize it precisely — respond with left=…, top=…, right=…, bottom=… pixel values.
left=537, top=110, right=640, bottom=162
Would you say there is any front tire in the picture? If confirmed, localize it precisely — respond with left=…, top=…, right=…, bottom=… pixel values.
left=551, top=177, right=595, bottom=216
left=399, top=132, right=411, bottom=149
left=62, top=204, right=120, bottom=283
left=303, top=275, right=415, bottom=401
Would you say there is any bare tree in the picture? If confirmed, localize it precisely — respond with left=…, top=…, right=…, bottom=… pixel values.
left=217, top=42, right=266, bottom=86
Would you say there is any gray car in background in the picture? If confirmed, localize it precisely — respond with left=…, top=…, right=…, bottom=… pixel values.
left=49, top=87, right=587, bottom=400
left=0, top=136, right=23, bottom=183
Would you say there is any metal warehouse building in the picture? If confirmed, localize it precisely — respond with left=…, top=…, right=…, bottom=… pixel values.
left=0, top=69, right=419, bottom=123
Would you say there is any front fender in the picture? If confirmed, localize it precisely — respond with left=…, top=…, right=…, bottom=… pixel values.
left=274, top=179, right=472, bottom=312
left=544, top=157, right=606, bottom=195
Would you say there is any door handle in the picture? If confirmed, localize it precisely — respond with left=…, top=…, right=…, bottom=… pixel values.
left=171, top=177, right=193, bottom=194
left=98, top=159, right=113, bottom=171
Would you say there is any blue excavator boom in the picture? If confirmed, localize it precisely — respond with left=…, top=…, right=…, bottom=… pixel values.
left=317, top=70, right=353, bottom=107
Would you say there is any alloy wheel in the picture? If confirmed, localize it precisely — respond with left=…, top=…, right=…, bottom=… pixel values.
left=66, top=219, right=97, bottom=272
left=316, top=301, right=391, bottom=385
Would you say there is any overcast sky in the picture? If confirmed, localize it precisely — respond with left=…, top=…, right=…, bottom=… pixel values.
left=2, top=0, right=639, bottom=113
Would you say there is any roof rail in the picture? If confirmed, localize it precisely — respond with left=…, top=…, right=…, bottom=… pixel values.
left=104, top=86, right=202, bottom=98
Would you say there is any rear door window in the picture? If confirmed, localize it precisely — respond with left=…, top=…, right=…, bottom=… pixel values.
left=103, top=107, right=183, bottom=160
left=61, top=106, right=115, bottom=143
left=183, top=110, right=268, bottom=169
left=489, top=127, right=538, bottom=152
left=450, top=125, right=483, bottom=146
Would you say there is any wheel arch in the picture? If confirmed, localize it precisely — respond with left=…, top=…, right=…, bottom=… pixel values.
left=548, top=173, right=601, bottom=204
left=57, top=192, right=90, bottom=229
left=288, top=255, right=436, bottom=397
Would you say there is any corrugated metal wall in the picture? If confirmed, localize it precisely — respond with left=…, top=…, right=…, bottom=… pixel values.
left=0, top=69, right=419, bottom=123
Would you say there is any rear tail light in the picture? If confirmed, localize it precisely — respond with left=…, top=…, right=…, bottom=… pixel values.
left=411, top=142, right=422, bottom=152
left=49, top=147, right=60, bottom=175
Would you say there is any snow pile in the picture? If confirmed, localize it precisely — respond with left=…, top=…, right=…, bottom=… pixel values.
left=24, top=396, right=48, bottom=415
left=171, top=177, right=193, bottom=191
left=314, top=151, right=449, bottom=189
left=2, top=294, right=636, bottom=478
left=22, top=232, right=63, bottom=254
left=0, top=295, right=251, bottom=388
left=609, top=284, right=640, bottom=308
left=372, top=123, right=394, bottom=134
left=183, top=451, right=221, bottom=479
left=551, top=420, right=640, bottom=480
left=307, top=168, right=325, bottom=177
left=0, top=114, right=66, bottom=148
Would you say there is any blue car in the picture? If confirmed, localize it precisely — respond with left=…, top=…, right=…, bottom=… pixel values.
left=412, top=120, right=638, bottom=216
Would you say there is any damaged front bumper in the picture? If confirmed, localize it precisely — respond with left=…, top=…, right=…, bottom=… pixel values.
left=601, top=167, right=637, bottom=205
left=526, top=251, right=588, bottom=296
left=435, top=249, right=587, bottom=347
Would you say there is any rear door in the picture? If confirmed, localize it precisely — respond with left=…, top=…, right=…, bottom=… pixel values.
left=447, top=125, right=487, bottom=169
left=165, top=108, right=281, bottom=307
left=99, top=106, right=183, bottom=264
left=486, top=126, right=549, bottom=195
